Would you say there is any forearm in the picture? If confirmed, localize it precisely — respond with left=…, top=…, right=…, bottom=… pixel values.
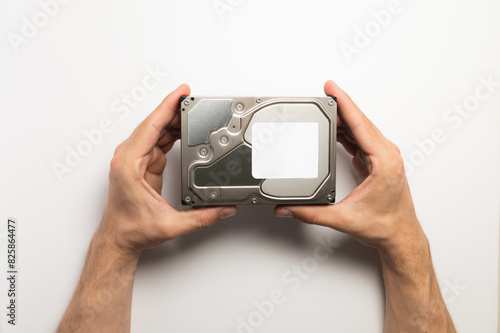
left=379, top=229, right=456, bottom=333
left=58, top=228, right=140, bottom=333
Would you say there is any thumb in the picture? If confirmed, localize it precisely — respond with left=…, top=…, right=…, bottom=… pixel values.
left=274, top=204, right=349, bottom=232
left=172, top=206, right=238, bottom=237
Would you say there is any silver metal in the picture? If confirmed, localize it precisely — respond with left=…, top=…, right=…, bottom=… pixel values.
left=199, top=147, right=208, bottom=157
left=235, top=103, right=244, bottom=112
left=184, top=99, right=190, bottom=106
left=181, top=96, right=337, bottom=206
left=244, top=103, right=329, bottom=197
left=187, top=99, right=233, bottom=146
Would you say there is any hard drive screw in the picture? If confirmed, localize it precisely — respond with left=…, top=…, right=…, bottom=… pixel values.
left=251, top=198, right=258, bottom=204
left=256, top=98, right=261, bottom=103
left=185, top=196, right=191, bottom=203
left=327, top=194, right=333, bottom=201
left=220, top=136, right=229, bottom=145
left=235, top=103, right=244, bottom=112
left=210, top=192, right=217, bottom=199
left=183, top=99, right=190, bottom=106
left=328, top=100, right=334, bottom=106
left=199, top=147, right=208, bottom=157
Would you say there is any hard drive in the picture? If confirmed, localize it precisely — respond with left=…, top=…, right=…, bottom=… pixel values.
left=180, top=96, right=337, bottom=206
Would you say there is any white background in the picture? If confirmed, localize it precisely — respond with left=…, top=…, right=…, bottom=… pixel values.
left=1, top=0, right=499, bottom=332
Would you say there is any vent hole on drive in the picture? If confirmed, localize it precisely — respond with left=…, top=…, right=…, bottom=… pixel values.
left=182, top=108, right=185, bottom=111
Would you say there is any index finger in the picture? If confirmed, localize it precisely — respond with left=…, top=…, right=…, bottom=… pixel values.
left=129, top=83, right=191, bottom=156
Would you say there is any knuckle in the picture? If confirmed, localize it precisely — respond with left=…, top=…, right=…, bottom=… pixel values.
left=159, top=225, right=175, bottom=241
left=394, top=155, right=406, bottom=176
left=110, top=154, right=126, bottom=175
left=378, top=154, right=406, bottom=183
left=143, top=117, right=161, bottom=133
left=392, top=154, right=404, bottom=171
left=114, top=141, right=126, bottom=155
left=388, top=144, right=405, bottom=175
left=299, top=207, right=318, bottom=225
left=391, top=142, right=401, bottom=155
left=198, top=213, right=215, bottom=229
left=375, top=153, right=405, bottom=180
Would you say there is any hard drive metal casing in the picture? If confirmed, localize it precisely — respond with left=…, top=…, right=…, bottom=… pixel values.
left=180, top=96, right=337, bottom=206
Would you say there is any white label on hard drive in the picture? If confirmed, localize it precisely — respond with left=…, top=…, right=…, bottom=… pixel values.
left=251, top=122, right=319, bottom=179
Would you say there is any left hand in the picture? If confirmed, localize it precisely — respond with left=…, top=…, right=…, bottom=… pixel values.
left=98, top=84, right=237, bottom=255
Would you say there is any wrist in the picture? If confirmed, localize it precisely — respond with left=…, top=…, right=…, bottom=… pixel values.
left=377, top=228, right=432, bottom=283
left=59, top=222, right=140, bottom=332
left=93, top=224, right=141, bottom=264
left=376, top=215, right=430, bottom=272
left=378, top=227, right=455, bottom=332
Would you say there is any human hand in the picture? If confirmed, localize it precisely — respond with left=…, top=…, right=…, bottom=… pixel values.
left=98, top=84, right=237, bottom=255
left=274, top=81, right=426, bottom=255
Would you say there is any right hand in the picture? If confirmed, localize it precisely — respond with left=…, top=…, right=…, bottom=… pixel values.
left=274, top=80, right=427, bottom=255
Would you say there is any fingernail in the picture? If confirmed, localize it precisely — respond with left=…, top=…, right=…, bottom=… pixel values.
left=174, top=83, right=186, bottom=92
left=220, top=207, right=237, bottom=219
left=276, top=208, right=294, bottom=218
